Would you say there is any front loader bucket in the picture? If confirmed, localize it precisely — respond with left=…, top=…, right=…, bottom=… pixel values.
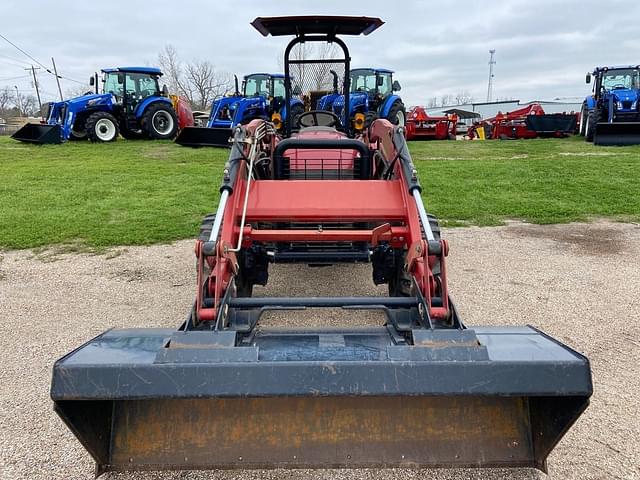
left=594, top=122, right=640, bottom=146
left=51, top=325, right=592, bottom=475
left=525, top=114, right=577, bottom=135
left=175, top=126, right=232, bottom=147
left=11, top=123, right=62, bottom=144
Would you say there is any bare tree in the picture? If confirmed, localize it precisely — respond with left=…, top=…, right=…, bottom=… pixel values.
left=185, top=61, right=232, bottom=110
left=426, top=96, right=439, bottom=108
left=0, top=87, right=14, bottom=116
left=440, top=94, right=455, bottom=107
left=158, top=45, right=232, bottom=111
left=289, top=42, right=342, bottom=92
left=158, top=45, right=188, bottom=98
left=454, top=91, right=473, bottom=105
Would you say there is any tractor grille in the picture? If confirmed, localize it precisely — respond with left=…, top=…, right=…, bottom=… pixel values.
left=279, top=156, right=359, bottom=180
left=622, top=101, right=633, bottom=110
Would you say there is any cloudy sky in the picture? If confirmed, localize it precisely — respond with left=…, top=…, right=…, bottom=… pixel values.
left=1, top=0, right=639, bottom=106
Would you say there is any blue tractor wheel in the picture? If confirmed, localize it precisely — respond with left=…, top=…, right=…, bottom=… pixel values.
left=86, top=111, right=120, bottom=142
left=141, top=103, right=178, bottom=140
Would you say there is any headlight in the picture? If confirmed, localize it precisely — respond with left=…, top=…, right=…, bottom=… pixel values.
left=616, top=101, right=623, bottom=109
left=632, top=101, right=638, bottom=109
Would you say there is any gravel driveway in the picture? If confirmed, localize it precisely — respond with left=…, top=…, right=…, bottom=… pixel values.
left=1, top=221, right=638, bottom=480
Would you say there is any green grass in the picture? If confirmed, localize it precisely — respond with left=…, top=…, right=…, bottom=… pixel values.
left=0, top=137, right=227, bottom=249
left=411, top=136, right=640, bottom=226
left=0, top=135, right=639, bottom=250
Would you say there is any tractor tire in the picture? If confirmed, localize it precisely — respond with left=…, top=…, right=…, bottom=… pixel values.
left=385, top=100, right=406, bottom=127
left=85, top=111, right=119, bottom=142
left=69, top=117, right=87, bottom=141
left=389, top=214, right=441, bottom=297
left=289, top=104, right=305, bottom=130
left=585, top=109, right=598, bottom=142
left=198, top=214, right=253, bottom=297
left=141, top=103, right=178, bottom=140
left=198, top=214, right=217, bottom=242
left=365, top=111, right=379, bottom=128
left=579, top=104, right=588, bottom=136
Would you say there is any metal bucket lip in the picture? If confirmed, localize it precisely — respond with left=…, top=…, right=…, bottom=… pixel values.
left=594, top=121, right=640, bottom=145
left=174, top=126, right=232, bottom=148
left=11, top=123, right=62, bottom=144
left=51, top=326, right=593, bottom=401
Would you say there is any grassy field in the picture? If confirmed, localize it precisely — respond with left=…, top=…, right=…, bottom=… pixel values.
left=0, top=135, right=639, bottom=249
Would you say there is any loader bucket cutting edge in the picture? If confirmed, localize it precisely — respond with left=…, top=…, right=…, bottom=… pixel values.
left=11, top=123, right=62, bottom=144
left=594, top=122, right=640, bottom=146
left=51, top=326, right=592, bottom=475
left=175, top=126, right=232, bottom=148
left=525, top=114, right=577, bottom=135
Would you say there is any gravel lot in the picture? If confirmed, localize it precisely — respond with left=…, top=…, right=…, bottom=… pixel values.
left=1, top=221, right=639, bottom=480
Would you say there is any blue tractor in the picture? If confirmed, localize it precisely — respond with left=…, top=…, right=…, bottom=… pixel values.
left=317, top=67, right=405, bottom=128
left=581, top=65, right=640, bottom=145
left=12, top=67, right=180, bottom=144
left=175, top=72, right=304, bottom=147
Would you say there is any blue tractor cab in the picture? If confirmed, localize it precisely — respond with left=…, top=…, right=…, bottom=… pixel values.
left=318, top=67, right=405, bottom=128
left=580, top=65, right=640, bottom=145
left=175, top=73, right=304, bottom=147
left=12, top=67, right=179, bottom=144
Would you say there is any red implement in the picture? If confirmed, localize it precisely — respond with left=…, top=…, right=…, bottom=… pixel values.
left=406, top=106, right=457, bottom=140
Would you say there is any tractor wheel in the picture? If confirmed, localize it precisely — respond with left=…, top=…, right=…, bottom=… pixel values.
left=365, top=111, right=379, bottom=128
left=85, top=111, right=119, bottom=142
left=142, top=103, right=178, bottom=140
left=579, top=105, right=588, bottom=136
left=289, top=104, right=305, bottom=130
left=585, top=109, right=598, bottom=142
left=198, top=213, right=217, bottom=242
left=69, top=118, right=87, bottom=141
left=386, top=101, right=406, bottom=127
left=389, top=214, right=441, bottom=297
left=198, top=214, right=254, bottom=297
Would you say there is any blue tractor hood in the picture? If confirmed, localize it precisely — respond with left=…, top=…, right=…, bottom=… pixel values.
left=608, top=88, right=639, bottom=102
left=65, top=92, right=112, bottom=106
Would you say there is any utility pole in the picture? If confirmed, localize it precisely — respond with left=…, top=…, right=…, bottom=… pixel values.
left=26, top=65, right=43, bottom=119
left=51, top=57, right=64, bottom=101
left=14, top=85, right=22, bottom=116
left=486, top=49, right=496, bottom=103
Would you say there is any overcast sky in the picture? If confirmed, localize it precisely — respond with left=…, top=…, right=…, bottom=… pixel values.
left=2, top=0, right=639, bottom=107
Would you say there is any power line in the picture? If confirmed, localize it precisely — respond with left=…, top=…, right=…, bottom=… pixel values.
left=0, top=74, right=31, bottom=82
left=0, top=32, right=86, bottom=85
left=0, top=32, right=52, bottom=72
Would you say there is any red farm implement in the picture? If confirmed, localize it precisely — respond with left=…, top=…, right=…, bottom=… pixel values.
left=50, top=16, right=592, bottom=476
left=467, top=103, right=578, bottom=140
left=406, top=106, right=457, bottom=140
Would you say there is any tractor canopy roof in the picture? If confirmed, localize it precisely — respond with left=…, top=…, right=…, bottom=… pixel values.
left=245, top=73, right=285, bottom=79
left=352, top=67, right=394, bottom=75
left=101, top=67, right=163, bottom=76
left=592, top=65, right=640, bottom=73
left=251, top=15, right=383, bottom=37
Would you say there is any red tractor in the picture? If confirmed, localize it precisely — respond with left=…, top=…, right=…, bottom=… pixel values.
left=406, top=106, right=457, bottom=140
left=50, top=16, right=591, bottom=477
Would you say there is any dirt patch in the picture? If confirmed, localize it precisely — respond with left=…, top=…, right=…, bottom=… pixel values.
left=506, top=221, right=633, bottom=256
left=142, top=145, right=172, bottom=159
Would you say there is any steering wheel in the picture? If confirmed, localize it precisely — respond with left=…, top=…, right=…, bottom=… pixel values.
left=297, top=110, right=340, bottom=128
left=611, top=84, right=627, bottom=89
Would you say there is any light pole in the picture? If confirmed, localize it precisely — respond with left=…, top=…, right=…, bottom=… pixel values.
left=14, top=85, right=22, bottom=116
left=486, top=50, right=496, bottom=103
